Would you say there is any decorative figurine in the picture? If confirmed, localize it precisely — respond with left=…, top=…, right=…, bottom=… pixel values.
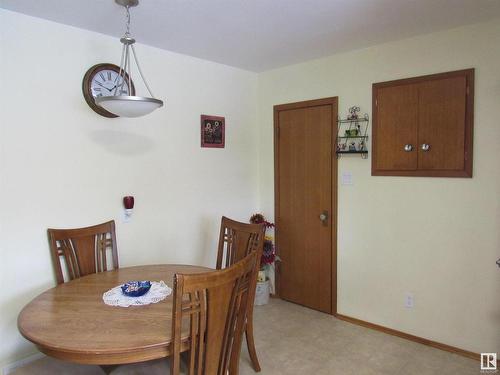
left=349, top=142, right=356, bottom=151
left=345, top=128, right=359, bottom=137
left=347, top=106, right=360, bottom=120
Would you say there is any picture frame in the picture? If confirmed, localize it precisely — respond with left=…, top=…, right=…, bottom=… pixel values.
left=201, top=115, right=225, bottom=148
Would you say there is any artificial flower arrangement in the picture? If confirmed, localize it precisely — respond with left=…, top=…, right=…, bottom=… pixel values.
left=249, top=213, right=277, bottom=282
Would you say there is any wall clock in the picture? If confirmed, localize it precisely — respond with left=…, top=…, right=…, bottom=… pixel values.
left=82, top=63, right=135, bottom=118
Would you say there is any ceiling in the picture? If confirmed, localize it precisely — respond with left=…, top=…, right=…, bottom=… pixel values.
left=1, top=0, right=500, bottom=72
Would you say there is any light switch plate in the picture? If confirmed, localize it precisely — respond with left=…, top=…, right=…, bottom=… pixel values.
left=405, top=293, right=414, bottom=308
left=341, top=172, right=353, bottom=185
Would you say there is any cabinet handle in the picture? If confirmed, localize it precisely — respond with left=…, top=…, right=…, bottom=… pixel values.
left=404, top=144, right=413, bottom=152
left=319, top=211, right=328, bottom=224
left=421, top=144, right=431, bottom=152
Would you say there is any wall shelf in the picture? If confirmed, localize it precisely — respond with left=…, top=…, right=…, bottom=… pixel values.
left=338, top=118, right=369, bottom=124
left=336, top=113, right=369, bottom=159
left=337, top=136, right=369, bottom=139
left=337, top=150, right=368, bottom=155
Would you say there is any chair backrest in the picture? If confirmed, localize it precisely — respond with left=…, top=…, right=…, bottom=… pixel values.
left=216, top=216, right=265, bottom=271
left=47, top=220, right=118, bottom=284
left=171, top=252, right=257, bottom=375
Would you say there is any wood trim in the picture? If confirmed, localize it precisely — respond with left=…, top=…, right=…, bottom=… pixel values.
left=464, top=70, right=474, bottom=177
left=335, top=314, right=497, bottom=365
left=330, top=100, right=338, bottom=315
left=273, top=97, right=338, bottom=315
left=372, top=68, right=474, bottom=90
left=372, top=83, right=379, bottom=176
left=274, top=97, right=341, bottom=112
left=372, top=169, right=472, bottom=178
left=273, top=105, right=280, bottom=299
left=372, top=68, right=474, bottom=178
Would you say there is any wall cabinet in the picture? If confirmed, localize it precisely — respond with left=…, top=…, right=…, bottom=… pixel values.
left=372, top=69, right=474, bottom=177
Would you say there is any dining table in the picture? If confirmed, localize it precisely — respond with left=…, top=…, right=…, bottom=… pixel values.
left=17, top=264, right=210, bottom=365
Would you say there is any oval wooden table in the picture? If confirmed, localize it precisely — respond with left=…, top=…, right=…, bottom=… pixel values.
left=18, top=265, right=210, bottom=365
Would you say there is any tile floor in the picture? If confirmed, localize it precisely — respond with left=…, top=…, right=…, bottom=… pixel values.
left=12, top=298, right=479, bottom=374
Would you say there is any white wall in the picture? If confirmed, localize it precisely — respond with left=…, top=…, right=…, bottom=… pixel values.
left=0, top=10, right=259, bottom=369
left=257, top=19, right=500, bottom=354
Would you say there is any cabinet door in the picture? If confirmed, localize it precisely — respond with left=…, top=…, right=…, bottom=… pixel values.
left=418, top=76, right=467, bottom=171
left=374, top=84, right=418, bottom=171
left=372, top=69, right=473, bottom=177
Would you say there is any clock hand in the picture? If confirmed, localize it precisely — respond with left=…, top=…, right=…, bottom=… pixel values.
left=95, top=81, right=113, bottom=92
left=110, top=83, right=128, bottom=94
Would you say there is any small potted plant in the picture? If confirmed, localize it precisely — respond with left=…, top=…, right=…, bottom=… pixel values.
left=250, top=214, right=276, bottom=305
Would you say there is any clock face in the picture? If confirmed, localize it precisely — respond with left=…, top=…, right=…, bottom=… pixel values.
left=82, top=63, right=135, bottom=118
left=90, top=69, right=131, bottom=99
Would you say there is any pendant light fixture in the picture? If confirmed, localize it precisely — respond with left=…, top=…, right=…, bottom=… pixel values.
left=96, top=0, right=163, bottom=118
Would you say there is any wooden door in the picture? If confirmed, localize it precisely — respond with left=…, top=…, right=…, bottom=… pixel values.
left=418, top=76, right=467, bottom=171
left=274, top=97, right=337, bottom=314
left=374, top=84, right=419, bottom=171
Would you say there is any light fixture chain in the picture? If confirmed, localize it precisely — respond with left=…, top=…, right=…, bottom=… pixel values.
left=125, top=5, right=131, bottom=35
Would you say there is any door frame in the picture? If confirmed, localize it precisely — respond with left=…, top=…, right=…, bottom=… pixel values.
left=273, top=97, right=338, bottom=315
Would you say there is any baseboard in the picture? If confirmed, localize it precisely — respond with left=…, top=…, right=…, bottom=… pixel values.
left=335, top=313, right=495, bottom=364
left=2, top=352, right=45, bottom=375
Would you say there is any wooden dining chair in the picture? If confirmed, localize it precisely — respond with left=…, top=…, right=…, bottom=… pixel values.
left=216, top=216, right=266, bottom=372
left=171, top=251, right=257, bottom=375
left=47, top=220, right=119, bottom=284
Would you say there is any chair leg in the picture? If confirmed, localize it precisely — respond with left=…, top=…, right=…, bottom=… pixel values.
left=245, top=309, right=261, bottom=372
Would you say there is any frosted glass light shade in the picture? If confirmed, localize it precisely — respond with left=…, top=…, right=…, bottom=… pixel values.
left=96, top=96, right=163, bottom=118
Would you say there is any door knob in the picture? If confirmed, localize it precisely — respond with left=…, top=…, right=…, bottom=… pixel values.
left=319, top=211, right=328, bottom=224
left=404, top=144, right=413, bottom=152
left=421, top=144, right=431, bottom=151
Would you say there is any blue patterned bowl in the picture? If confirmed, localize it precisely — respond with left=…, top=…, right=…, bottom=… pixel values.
left=121, top=281, right=152, bottom=297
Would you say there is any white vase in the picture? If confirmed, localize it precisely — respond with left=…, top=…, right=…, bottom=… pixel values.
left=254, top=279, right=270, bottom=306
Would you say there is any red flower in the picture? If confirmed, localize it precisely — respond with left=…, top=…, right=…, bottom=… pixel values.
left=250, top=213, right=275, bottom=229
left=250, top=213, right=276, bottom=268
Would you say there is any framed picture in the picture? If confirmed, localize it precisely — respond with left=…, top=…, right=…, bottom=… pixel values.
left=201, top=115, right=225, bottom=148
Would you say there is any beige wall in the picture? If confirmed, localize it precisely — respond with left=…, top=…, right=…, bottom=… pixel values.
left=1, top=7, right=499, bottom=371
left=0, top=10, right=259, bottom=369
left=257, top=19, right=500, bottom=354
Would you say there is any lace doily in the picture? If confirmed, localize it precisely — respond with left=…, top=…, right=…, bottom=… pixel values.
left=103, top=280, right=172, bottom=307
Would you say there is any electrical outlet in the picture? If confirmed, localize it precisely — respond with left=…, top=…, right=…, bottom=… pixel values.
left=405, top=293, right=414, bottom=308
